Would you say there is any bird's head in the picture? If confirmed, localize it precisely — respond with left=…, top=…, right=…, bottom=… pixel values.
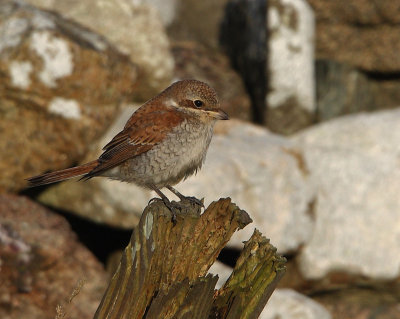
left=162, top=79, right=229, bottom=122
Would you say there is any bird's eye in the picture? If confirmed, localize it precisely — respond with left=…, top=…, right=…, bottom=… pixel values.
left=194, top=100, right=203, bottom=108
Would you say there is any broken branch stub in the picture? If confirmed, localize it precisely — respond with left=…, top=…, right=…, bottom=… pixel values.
left=93, top=198, right=285, bottom=319
left=211, top=230, right=287, bottom=319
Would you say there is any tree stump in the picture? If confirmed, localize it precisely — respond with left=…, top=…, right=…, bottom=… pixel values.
left=94, top=198, right=286, bottom=319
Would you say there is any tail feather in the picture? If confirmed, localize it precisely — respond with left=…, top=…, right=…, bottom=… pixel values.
left=27, top=160, right=99, bottom=187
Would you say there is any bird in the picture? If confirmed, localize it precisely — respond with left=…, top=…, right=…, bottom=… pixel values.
left=27, top=79, right=229, bottom=212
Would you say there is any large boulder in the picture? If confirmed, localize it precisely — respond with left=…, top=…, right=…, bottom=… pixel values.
left=293, top=109, right=400, bottom=280
left=27, top=0, right=174, bottom=99
left=0, top=0, right=137, bottom=192
left=261, top=289, right=331, bottom=319
left=0, top=193, right=107, bottom=319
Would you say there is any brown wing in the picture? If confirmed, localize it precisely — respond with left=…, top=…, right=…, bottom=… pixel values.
left=83, top=103, right=185, bottom=179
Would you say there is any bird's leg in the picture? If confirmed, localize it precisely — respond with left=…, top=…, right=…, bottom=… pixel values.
left=150, top=185, right=179, bottom=223
left=166, top=186, right=204, bottom=207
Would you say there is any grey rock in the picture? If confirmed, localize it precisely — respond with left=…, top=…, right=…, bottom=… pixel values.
left=316, top=59, right=373, bottom=121
left=267, top=0, right=316, bottom=134
left=316, top=59, right=400, bottom=122
left=294, top=109, right=400, bottom=280
left=261, top=289, right=331, bottom=319
left=139, top=0, right=178, bottom=26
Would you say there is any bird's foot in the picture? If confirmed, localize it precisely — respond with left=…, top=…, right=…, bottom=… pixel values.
left=166, top=186, right=204, bottom=208
left=161, top=198, right=183, bottom=225
left=147, top=197, right=179, bottom=223
left=148, top=197, right=159, bottom=205
left=180, top=196, right=204, bottom=208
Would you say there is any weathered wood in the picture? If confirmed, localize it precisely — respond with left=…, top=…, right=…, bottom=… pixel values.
left=211, top=230, right=286, bottom=319
left=94, top=198, right=285, bottom=319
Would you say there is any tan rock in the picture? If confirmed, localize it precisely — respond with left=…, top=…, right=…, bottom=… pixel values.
left=167, top=0, right=229, bottom=50
left=314, top=288, right=400, bottom=319
left=139, top=0, right=178, bottom=26
left=0, top=1, right=137, bottom=192
left=309, top=0, right=400, bottom=72
left=27, top=0, right=174, bottom=99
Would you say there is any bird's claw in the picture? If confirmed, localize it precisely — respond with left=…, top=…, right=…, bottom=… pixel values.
left=148, top=197, right=159, bottom=205
left=162, top=199, right=182, bottom=225
left=148, top=193, right=203, bottom=224
left=182, top=196, right=204, bottom=207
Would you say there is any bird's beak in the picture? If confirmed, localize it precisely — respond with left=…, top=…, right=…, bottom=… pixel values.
left=206, top=109, right=229, bottom=120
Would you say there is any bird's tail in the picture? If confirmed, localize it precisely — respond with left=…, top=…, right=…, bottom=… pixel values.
left=27, top=160, right=99, bottom=187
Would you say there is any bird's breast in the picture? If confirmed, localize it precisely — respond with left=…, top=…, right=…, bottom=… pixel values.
left=116, top=119, right=215, bottom=188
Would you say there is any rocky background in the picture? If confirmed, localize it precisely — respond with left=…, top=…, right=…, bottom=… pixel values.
left=1, top=0, right=400, bottom=318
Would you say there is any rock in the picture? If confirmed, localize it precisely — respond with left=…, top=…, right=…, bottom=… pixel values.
left=267, top=0, right=316, bottom=134
left=261, top=289, right=331, bottom=319
left=220, top=0, right=267, bottom=124
left=0, top=193, right=107, bottom=319
left=316, top=59, right=400, bottom=121
left=369, top=78, right=400, bottom=113
left=314, top=288, right=400, bottom=319
left=172, top=41, right=252, bottom=122
left=167, top=0, right=229, bottom=50
left=310, top=2, right=400, bottom=124
left=316, top=59, right=373, bottom=121
left=140, top=0, right=178, bottom=26
left=0, top=0, right=137, bottom=192
left=220, top=0, right=316, bottom=134
left=26, top=0, right=174, bottom=99
left=38, top=113, right=314, bottom=255
left=308, top=0, right=400, bottom=73
left=294, top=109, right=400, bottom=280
